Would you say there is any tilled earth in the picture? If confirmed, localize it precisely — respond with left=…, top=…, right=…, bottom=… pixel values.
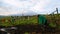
left=0, top=25, right=60, bottom=34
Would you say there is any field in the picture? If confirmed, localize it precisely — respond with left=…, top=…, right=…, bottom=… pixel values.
left=0, top=15, right=38, bottom=27
left=0, top=14, right=60, bottom=34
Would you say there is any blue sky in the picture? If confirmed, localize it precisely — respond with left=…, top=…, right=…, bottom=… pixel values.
left=0, top=0, right=60, bottom=16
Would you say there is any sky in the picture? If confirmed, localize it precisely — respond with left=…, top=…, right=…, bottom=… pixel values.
left=0, top=0, right=60, bottom=16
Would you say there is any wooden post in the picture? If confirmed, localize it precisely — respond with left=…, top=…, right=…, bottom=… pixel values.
left=28, top=16, right=29, bottom=20
left=56, top=8, right=58, bottom=15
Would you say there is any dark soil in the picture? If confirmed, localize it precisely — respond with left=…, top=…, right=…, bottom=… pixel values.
left=0, top=25, right=60, bottom=34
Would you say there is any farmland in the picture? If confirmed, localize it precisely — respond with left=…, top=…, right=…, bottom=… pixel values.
left=0, top=15, right=38, bottom=27
left=0, top=14, right=60, bottom=34
left=0, top=14, right=60, bottom=27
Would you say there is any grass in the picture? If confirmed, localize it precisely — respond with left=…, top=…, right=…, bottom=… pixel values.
left=0, top=14, right=60, bottom=27
left=0, top=15, right=38, bottom=27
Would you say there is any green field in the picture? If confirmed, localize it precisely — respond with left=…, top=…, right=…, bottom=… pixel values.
left=0, top=14, right=60, bottom=34
left=0, top=14, right=60, bottom=27
left=0, top=15, right=38, bottom=27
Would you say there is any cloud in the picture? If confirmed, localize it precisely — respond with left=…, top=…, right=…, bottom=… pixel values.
left=0, top=0, right=39, bottom=16
left=0, top=6, right=20, bottom=16
left=29, top=0, right=51, bottom=14
left=2, top=0, right=38, bottom=8
left=0, top=0, right=60, bottom=16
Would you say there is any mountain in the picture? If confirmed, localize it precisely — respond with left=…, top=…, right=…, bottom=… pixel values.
left=9, top=10, right=38, bottom=16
